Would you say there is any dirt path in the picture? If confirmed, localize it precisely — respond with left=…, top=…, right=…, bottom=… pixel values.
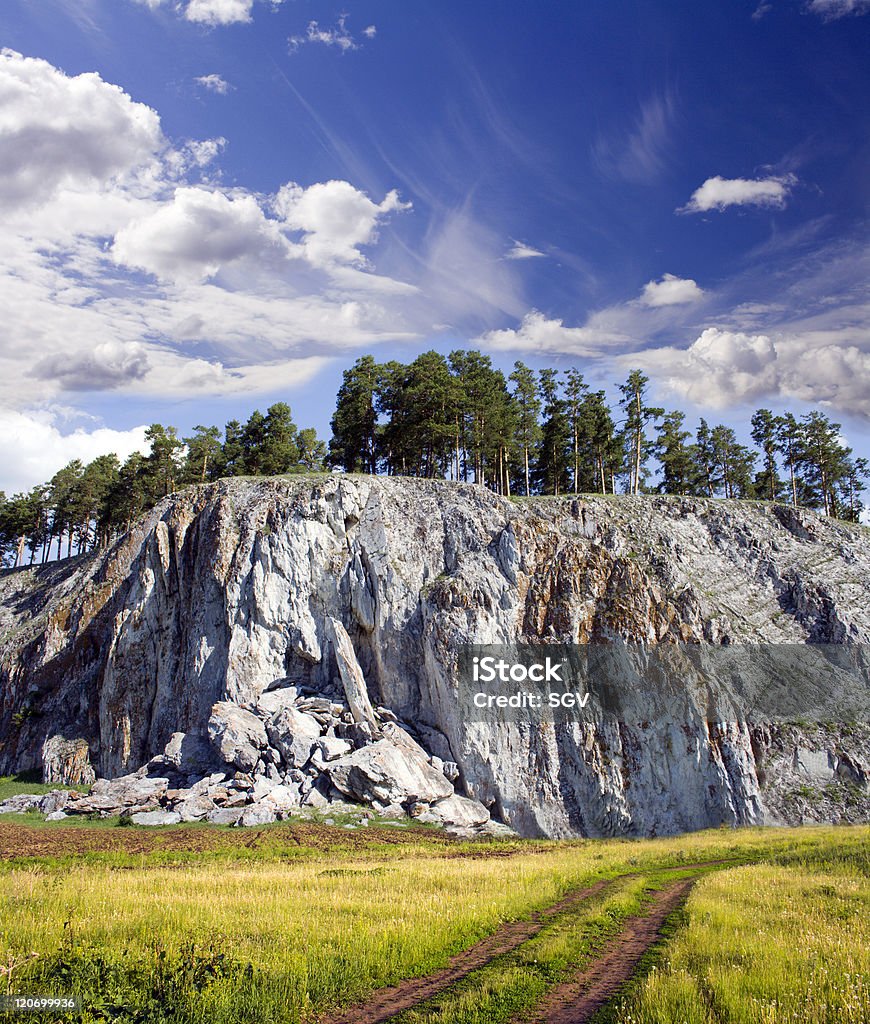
left=321, top=877, right=615, bottom=1024
left=526, top=878, right=695, bottom=1024
left=322, top=864, right=721, bottom=1024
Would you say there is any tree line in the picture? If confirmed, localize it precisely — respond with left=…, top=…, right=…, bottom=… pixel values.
left=328, top=351, right=867, bottom=516
left=0, top=404, right=326, bottom=567
left=1, top=352, right=866, bottom=567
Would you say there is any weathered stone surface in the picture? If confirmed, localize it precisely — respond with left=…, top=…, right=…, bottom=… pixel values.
left=326, top=739, right=455, bottom=806
left=237, top=803, right=277, bottom=827
left=2, top=477, right=869, bottom=837
left=129, top=810, right=181, bottom=826
left=261, top=784, right=301, bottom=811
left=175, top=794, right=216, bottom=821
left=45, top=809, right=68, bottom=821
left=162, top=732, right=216, bottom=775
left=42, top=736, right=95, bottom=786
left=315, top=736, right=352, bottom=762
left=208, top=703, right=267, bottom=772
left=266, top=707, right=322, bottom=767
left=255, top=688, right=300, bottom=717
left=206, top=806, right=244, bottom=825
left=326, top=617, right=379, bottom=731
left=67, top=773, right=168, bottom=815
left=424, top=794, right=490, bottom=828
left=38, top=790, right=70, bottom=814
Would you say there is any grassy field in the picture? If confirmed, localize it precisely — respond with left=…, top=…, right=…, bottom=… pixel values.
left=0, top=823, right=867, bottom=1023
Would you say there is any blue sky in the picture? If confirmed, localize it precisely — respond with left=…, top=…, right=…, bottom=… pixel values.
left=0, top=0, right=868, bottom=493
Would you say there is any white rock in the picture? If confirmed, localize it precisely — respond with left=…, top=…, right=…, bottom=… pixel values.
left=316, top=736, right=352, bottom=762
left=207, top=807, right=244, bottom=825
left=426, top=794, right=490, bottom=828
left=326, top=739, right=454, bottom=806
left=237, top=803, right=277, bottom=827
left=207, top=703, right=268, bottom=772
left=266, top=706, right=322, bottom=767
left=256, top=687, right=300, bottom=716
left=262, top=784, right=301, bottom=811
left=129, top=810, right=181, bottom=826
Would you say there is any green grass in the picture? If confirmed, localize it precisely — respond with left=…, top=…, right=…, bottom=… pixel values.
left=0, top=772, right=91, bottom=801
left=608, top=861, right=870, bottom=1024
left=0, top=826, right=867, bottom=1023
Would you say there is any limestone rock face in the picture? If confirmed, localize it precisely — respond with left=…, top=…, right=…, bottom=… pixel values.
left=41, top=736, right=95, bottom=787
left=1, top=476, right=869, bottom=837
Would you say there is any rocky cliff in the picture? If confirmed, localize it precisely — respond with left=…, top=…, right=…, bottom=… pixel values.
left=1, top=475, right=868, bottom=837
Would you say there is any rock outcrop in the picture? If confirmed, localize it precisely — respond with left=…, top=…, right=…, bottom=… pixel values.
left=0, top=475, right=868, bottom=837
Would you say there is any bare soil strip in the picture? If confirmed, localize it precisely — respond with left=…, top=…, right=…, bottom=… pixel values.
left=321, top=878, right=616, bottom=1024
left=323, top=865, right=721, bottom=1024
left=526, top=878, right=695, bottom=1024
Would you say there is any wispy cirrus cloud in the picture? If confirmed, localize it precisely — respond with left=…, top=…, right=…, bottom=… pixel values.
left=806, top=0, right=870, bottom=19
left=592, top=92, right=678, bottom=183
left=678, top=173, right=797, bottom=214
left=505, top=240, right=545, bottom=261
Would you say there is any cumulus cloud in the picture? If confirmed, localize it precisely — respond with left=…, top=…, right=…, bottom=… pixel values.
left=635, top=321, right=870, bottom=418
left=274, top=180, right=411, bottom=268
left=289, top=16, right=373, bottom=52
left=807, top=0, right=870, bottom=18
left=679, top=174, right=797, bottom=214
left=0, top=410, right=151, bottom=496
left=195, top=73, right=232, bottom=94
left=185, top=0, right=254, bottom=25
left=0, top=49, right=163, bottom=208
left=640, top=273, right=704, bottom=307
left=113, top=186, right=286, bottom=282
left=475, top=311, right=627, bottom=356
left=506, top=240, right=546, bottom=260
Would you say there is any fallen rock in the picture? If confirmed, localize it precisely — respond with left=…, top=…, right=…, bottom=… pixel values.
left=162, top=732, right=216, bottom=775
left=175, top=794, right=216, bottom=822
left=68, top=773, right=168, bottom=814
left=129, top=810, right=181, bottom=826
left=326, top=739, right=455, bottom=806
left=38, top=790, right=71, bottom=815
left=206, top=806, right=244, bottom=825
left=237, top=803, right=277, bottom=827
left=262, top=784, right=301, bottom=811
left=425, top=794, right=490, bottom=828
left=255, top=687, right=300, bottom=717
left=326, top=617, right=380, bottom=732
left=45, top=810, right=68, bottom=821
left=316, top=736, right=352, bottom=762
left=266, top=706, right=322, bottom=767
left=208, top=703, right=268, bottom=772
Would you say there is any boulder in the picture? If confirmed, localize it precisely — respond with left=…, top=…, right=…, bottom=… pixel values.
left=206, top=806, right=244, bottom=825
left=68, top=773, right=168, bottom=814
left=266, top=707, right=322, bottom=768
left=129, top=810, right=181, bottom=826
left=41, top=735, right=95, bottom=787
left=255, top=687, right=300, bottom=717
left=0, top=793, right=41, bottom=814
left=425, top=794, right=490, bottom=828
left=326, top=618, right=380, bottom=731
left=45, top=810, right=68, bottom=821
left=208, top=703, right=268, bottom=772
left=251, top=777, right=276, bottom=802
left=316, top=736, right=352, bottom=762
left=262, top=784, right=301, bottom=811
left=237, top=803, right=277, bottom=827
left=162, top=732, right=216, bottom=775
left=38, top=790, right=71, bottom=814
left=325, top=739, right=454, bottom=806
left=175, top=794, right=216, bottom=822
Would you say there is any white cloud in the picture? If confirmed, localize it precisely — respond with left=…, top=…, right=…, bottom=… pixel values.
left=289, top=16, right=372, bottom=52
left=640, top=273, right=704, bottom=307
left=679, top=174, right=797, bottom=214
left=0, top=410, right=151, bottom=496
left=185, top=0, right=253, bottom=26
left=592, top=93, right=677, bottom=183
left=634, top=320, right=870, bottom=418
left=195, top=73, right=232, bottom=94
left=113, top=186, right=286, bottom=282
left=0, top=49, right=163, bottom=208
left=475, top=310, right=627, bottom=356
left=274, top=180, right=410, bottom=268
left=807, top=0, right=870, bottom=18
left=506, top=240, right=545, bottom=260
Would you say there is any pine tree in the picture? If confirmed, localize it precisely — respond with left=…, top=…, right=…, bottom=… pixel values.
left=509, top=361, right=541, bottom=496
left=654, top=411, right=696, bottom=494
left=775, top=413, right=802, bottom=507
left=563, top=368, right=588, bottom=494
left=328, top=355, right=381, bottom=474
left=618, top=370, right=663, bottom=495
left=535, top=369, right=571, bottom=495
left=750, top=409, right=780, bottom=501
left=580, top=391, right=619, bottom=494
left=183, top=425, right=223, bottom=483
left=693, top=419, right=719, bottom=497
